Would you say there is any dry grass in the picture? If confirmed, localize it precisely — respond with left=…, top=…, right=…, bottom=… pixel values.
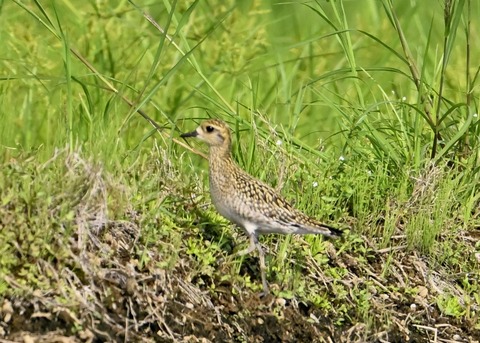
left=0, top=148, right=479, bottom=342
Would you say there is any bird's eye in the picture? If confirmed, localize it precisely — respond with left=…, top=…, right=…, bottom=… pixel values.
left=206, top=126, right=214, bottom=133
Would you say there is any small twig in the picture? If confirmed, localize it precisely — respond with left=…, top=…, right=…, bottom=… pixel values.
left=413, top=324, right=438, bottom=342
left=376, top=245, right=407, bottom=253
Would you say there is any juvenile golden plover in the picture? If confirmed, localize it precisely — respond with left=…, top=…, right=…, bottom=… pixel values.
left=181, top=119, right=341, bottom=294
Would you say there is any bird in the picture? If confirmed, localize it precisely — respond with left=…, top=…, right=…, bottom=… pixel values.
left=180, top=119, right=342, bottom=295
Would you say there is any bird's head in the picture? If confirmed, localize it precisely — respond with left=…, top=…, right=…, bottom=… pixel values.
left=181, top=119, right=232, bottom=149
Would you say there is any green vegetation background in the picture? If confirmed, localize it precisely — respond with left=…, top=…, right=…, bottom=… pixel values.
left=1, top=0, right=479, bottom=340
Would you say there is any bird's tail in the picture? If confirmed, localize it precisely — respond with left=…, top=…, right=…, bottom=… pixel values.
left=320, top=223, right=343, bottom=238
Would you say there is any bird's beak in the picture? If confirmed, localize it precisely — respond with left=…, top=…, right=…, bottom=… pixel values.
left=180, top=129, right=199, bottom=138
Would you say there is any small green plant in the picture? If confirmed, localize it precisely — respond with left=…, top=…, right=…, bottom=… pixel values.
left=437, top=294, right=466, bottom=318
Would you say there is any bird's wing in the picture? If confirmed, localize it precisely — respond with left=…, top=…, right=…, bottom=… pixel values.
left=233, top=173, right=341, bottom=237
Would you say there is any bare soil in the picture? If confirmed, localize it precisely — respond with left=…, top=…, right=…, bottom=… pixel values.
left=2, top=224, right=478, bottom=343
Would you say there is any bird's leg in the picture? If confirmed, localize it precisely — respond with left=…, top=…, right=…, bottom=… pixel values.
left=218, top=234, right=269, bottom=295
left=238, top=234, right=270, bottom=295
left=216, top=232, right=257, bottom=264
left=254, top=236, right=270, bottom=296
left=231, top=233, right=257, bottom=258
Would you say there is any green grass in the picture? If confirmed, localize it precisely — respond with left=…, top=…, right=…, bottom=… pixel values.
left=1, top=0, right=480, bottom=341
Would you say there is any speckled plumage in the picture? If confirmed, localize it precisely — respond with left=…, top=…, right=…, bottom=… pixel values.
left=181, top=119, right=341, bottom=294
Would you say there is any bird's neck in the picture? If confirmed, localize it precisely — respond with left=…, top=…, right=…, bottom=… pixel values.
left=209, top=146, right=232, bottom=163
left=208, top=139, right=232, bottom=160
left=208, top=144, right=236, bottom=171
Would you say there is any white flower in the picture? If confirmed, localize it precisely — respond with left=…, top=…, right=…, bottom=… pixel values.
left=402, top=96, right=407, bottom=101
left=312, top=181, right=318, bottom=188
left=276, top=139, right=282, bottom=146
left=473, top=113, right=478, bottom=118
left=339, top=155, right=345, bottom=161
